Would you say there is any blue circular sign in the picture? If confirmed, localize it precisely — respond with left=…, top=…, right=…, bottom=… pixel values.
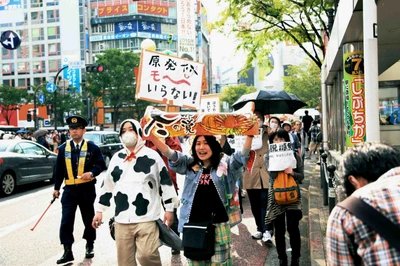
left=46, top=83, right=57, bottom=93
left=0, top=30, right=22, bottom=50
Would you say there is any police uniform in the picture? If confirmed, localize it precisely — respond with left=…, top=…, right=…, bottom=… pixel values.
left=53, top=115, right=106, bottom=264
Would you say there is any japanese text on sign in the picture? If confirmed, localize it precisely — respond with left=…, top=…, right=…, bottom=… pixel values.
left=177, top=0, right=196, bottom=59
left=268, top=142, right=297, bottom=171
left=136, top=50, right=204, bottom=109
left=350, top=78, right=366, bottom=143
left=98, top=4, right=128, bottom=17
left=137, top=3, right=168, bottom=17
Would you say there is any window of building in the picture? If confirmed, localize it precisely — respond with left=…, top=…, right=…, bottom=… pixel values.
left=18, top=78, right=28, bottom=88
left=48, top=43, right=60, bottom=56
left=3, top=79, right=14, bottom=87
left=2, top=49, right=13, bottom=60
left=48, top=59, right=61, bottom=72
left=379, top=87, right=400, bottom=125
left=17, top=62, right=30, bottom=74
left=31, top=11, right=43, bottom=24
left=31, top=28, right=44, bottom=41
left=33, top=61, right=46, bottom=73
left=31, top=0, right=43, bottom=8
left=47, top=9, right=60, bottom=23
left=17, top=46, right=29, bottom=59
left=47, top=26, right=60, bottom=40
left=46, top=0, right=58, bottom=6
left=16, top=29, right=28, bottom=40
left=32, top=44, right=45, bottom=57
left=34, top=77, right=43, bottom=86
left=2, top=63, right=14, bottom=75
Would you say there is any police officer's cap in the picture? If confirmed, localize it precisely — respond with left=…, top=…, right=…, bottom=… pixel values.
left=66, top=115, right=88, bottom=128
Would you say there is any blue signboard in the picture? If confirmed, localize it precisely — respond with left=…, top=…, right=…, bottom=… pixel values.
left=0, top=0, right=22, bottom=11
left=115, top=21, right=138, bottom=34
left=0, top=30, right=22, bottom=50
left=46, top=83, right=57, bottom=93
left=63, top=64, right=81, bottom=93
left=89, top=32, right=177, bottom=42
left=138, top=21, right=161, bottom=34
left=38, top=94, right=45, bottom=104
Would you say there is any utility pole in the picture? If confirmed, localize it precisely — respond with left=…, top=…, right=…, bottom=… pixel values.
left=32, top=84, right=44, bottom=130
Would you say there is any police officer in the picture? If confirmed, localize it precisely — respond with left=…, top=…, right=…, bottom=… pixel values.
left=52, top=115, right=106, bottom=264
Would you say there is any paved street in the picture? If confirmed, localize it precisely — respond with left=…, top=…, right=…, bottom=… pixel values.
left=0, top=152, right=317, bottom=266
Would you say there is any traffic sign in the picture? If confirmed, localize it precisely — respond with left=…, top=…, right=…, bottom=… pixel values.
left=68, top=60, right=85, bottom=69
left=44, top=120, right=50, bottom=126
left=0, top=30, right=22, bottom=50
left=46, top=83, right=57, bottom=93
left=38, top=94, right=45, bottom=104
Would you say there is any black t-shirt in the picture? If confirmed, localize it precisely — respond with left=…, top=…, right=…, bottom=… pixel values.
left=302, top=115, right=314, bottom=131
left=189, top=168, right=229, bottom=224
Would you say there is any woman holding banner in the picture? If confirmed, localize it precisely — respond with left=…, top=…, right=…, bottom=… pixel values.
left=265, top=129, right=304, bottom=266
left=148, top=133, right=254, bottom=265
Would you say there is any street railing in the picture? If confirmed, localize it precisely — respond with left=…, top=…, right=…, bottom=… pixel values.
left=319, top=147, right=337, bottom=213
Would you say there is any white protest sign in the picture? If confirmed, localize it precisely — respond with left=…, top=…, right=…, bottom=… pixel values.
left=227, top=128, right=263, bottom=150
left=200, top=94, right=220, bottom=113
left=136, top=50, right=204, bottom=110
left=268, top=142, right=297, bottom=171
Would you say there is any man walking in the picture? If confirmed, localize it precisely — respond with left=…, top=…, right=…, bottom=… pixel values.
left=301, top=110, right=313, bottom=146
left=52, top=115, right=106, bottom=264
left=306, top=121, right=321, bottom=161
left=326, top=143, right=400, bottom=265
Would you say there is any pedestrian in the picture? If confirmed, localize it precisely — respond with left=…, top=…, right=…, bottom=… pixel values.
left=92, top=119, right=178, bottom=266
left=145, top=135, right=183, bottom=255
left=326, top=142, right=400, bottom=265
left=52, top=115, right=106, bottom=264
left=293, top=120, right=306, bottom=164
left=53, top=130, right=60, bottom=153
left=306, top=121, right=321, bottom=161
left=282, top=121, right=301, bottom=157
left=148, top=132, right=254, bottom=265
left=265, top=129, right=304, bottom=266
left=243, top=113, right=276, bottom=244
left=301, top=110, right=313, bottom=145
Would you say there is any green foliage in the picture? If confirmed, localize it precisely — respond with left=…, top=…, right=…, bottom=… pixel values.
left=283, top=59, right=321, bottom=107
left=211, top=0, right=333, bottom=70
left=220, top=84, right=257, bottom=107
left=0, top=86, right=28, bottom=125
left=85, top=49, right=149, bottom=130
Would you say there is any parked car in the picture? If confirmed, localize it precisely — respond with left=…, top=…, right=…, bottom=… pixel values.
left=0, top=140, right=57, bottom=196
left=83, top=131, right=123, bottom=167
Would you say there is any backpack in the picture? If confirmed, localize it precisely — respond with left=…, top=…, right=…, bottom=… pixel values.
left=273, top=172, right=299, bottom=205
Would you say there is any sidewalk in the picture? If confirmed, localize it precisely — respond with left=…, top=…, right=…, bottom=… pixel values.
left=308, top=161, right=330, bottom=266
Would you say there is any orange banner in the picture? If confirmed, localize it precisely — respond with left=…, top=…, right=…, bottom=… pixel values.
left=137, top=3, right=169, bottom=17
left=98, top=4, right=129, bottom=17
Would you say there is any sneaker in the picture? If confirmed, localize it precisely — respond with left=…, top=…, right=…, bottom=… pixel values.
left=262, top=231, right=273, bottom=244
left=251, top=231, right=263, bottom=239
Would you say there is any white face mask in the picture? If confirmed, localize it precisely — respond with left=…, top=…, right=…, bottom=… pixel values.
left=121, top=131, right=137, bottom=147
left=270, top=122, right=278, bottom=130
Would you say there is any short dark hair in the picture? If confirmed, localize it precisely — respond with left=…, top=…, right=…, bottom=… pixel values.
left=305, top=110, right=309, bottom=114
left=341, top=142, right=400, bottom=196
left=269, top=116, right=281, bottom=125
left=269, top=129, right=290, bottom=143
left=312, top=120, right=318, bottom=126
left=189, top=135, right=222, bottom=170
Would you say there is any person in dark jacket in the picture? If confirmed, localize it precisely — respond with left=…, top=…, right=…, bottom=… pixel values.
left=52, top=115, right=106, bottom=264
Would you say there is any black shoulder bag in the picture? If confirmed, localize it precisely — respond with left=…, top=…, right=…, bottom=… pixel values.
left=182, top=202, right=215, bottom=261
left=338, top=195, right=400, bottom=253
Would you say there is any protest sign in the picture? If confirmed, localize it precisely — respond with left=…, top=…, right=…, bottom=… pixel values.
left=227, top=128, right=262, bottom=150
left=136, top=49, right=204, bottom=110
left=268, top=142, right=297, bottom=171
left=200, top=94, right=220, bottom=113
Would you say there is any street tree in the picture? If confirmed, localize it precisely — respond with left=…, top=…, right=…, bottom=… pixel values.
left=85, top=49, right=150, bottom=130
left=211, top=0, right=333, bottom=70
left=283, top=59, right=321, bottom=108
left=0, top=86, right=28, bottom=125
left=220, top=84, right=257, bottom=109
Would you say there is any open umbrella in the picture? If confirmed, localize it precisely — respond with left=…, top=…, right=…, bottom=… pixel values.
left=33, top=129, right=48, bottom=138
left=231, top=90, right=307, bottom=115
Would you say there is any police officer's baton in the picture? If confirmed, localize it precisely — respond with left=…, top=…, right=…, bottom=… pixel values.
left=30, top=197, right=57, bottom=231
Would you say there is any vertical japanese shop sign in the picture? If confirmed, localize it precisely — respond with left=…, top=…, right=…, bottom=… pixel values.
left=343, top=43, right=366, bottom=146
left=136, top=50, right=204, bottom=110
left=200, top=94, right=220, bottom=113
left=177, top=0, right=196, bottom=60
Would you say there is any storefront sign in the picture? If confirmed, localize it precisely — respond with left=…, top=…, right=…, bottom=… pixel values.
left=177, top=0, right=196, bottom=60
left=137, top=3, right=168, bottom=17
left=343, top=49, right=366, bottom=146
left=98, top=4, right=129, bottom=17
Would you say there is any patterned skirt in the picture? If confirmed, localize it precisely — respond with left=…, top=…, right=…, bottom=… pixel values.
left=188, top=221, right=232, bottom=266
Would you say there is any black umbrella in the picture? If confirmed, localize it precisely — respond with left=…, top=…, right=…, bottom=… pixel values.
left=231, top=90, right=307, bottom=115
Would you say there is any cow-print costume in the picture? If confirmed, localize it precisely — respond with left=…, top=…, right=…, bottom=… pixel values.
left=95, top=119, right=177, bottom=223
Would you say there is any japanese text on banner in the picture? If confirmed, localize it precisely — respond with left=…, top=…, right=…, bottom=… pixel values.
left=136, top=50, right=204, bottom=109
left=268, top=142, right=297, bottom=171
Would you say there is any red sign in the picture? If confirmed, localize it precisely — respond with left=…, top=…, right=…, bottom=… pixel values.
left=137, top=3, right=168, bottom=17
left=98, top=4, right=129, bottom=17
